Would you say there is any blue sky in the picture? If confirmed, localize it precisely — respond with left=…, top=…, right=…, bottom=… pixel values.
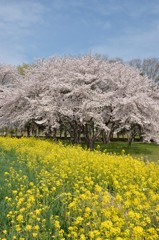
left=1, top=0, right=159, bottom=65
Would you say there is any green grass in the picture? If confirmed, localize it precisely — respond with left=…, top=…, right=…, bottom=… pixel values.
left=94, top=141, right=159, bottom=162
left=0, top=148, right=18, bottom=230
left=61, top=139, right=159, bottom=162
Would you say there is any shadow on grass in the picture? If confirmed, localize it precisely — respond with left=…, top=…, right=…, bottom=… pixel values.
left=60, top=139, right=159, bottom=162
left=94, top=142, right=159, bottom=162
left=97, top=142, right=151, bottom=154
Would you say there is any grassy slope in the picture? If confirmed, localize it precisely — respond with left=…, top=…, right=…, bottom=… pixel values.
left=0, top=148, right=18, bottom=229
left=95, top=141, right=159, bottom=162
left=61, top=139, right=159, bottom=162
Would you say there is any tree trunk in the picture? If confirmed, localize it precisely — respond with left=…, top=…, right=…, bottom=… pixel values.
left=3, top=128, right=8, bottom=137
left=26, top=126, right=30, bottom=137
left=64, top=128, right=67, bottom=140
left=52, top=128, right=57, bottom=140
left=88, top=139, right=95, bottom=151
left=102, top=131, right=110, bottom=144
left=128, top=137, right=133, bottom=147
left=59, top=124, right=63, bottom=138
left=83, top=122, right=95, bottom=150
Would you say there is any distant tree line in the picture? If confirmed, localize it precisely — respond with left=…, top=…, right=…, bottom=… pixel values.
left=129, top=58, right=159, bottom=84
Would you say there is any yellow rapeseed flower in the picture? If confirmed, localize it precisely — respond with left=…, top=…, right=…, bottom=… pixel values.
left=25, top=225, right=32, bottom=231
left=16, top=214, right=24, bottom=223
left=1, top=137, right=159, bottom=239
left=2, top=230, right=7, bottom=234
left=32, top=233, right=38, bottom=238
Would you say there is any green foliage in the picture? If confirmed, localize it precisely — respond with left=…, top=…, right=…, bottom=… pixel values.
left=17, top=63, right=29, bottom=75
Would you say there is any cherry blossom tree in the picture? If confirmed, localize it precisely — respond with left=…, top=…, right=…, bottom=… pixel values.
left=1, top=55, right=159, bottom=149
left=0, top=64, right=21, bottom=135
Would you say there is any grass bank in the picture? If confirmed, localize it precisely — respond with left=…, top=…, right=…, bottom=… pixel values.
left=94, top=141, right=159, bottom=162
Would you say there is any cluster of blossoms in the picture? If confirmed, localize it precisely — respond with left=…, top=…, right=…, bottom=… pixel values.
left=0, top=137, right=159, bottom=239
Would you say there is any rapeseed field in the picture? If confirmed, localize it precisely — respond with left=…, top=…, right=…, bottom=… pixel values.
left=0, top=137, right=159, bottom=240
